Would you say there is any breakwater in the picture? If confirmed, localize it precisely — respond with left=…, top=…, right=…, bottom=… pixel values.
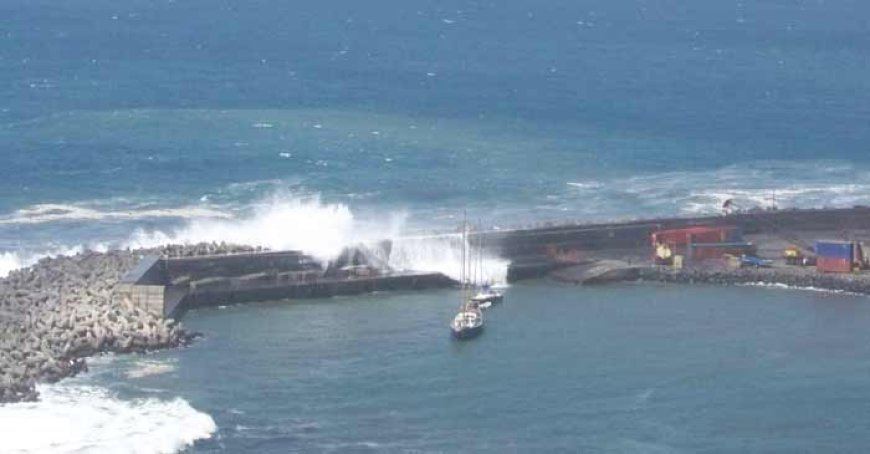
left=637, top=267, right=870, bottom=295
left=0, top=243, right=258, bottom=404
left=491, top=206, right=870, bottom=280
left=4, top=206, right=870, bottom=404
left=121, top=248, right=453, bottom=319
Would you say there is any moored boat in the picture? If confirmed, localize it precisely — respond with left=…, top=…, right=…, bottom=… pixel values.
left=450, top=305, right=484, bottom=339
left=450, top=215, right=485, bottom=340
left=471, top=284, right=503, bottom=305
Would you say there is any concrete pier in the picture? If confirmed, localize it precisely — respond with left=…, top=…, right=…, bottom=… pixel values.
left=117, top=250, right=454, bottom=319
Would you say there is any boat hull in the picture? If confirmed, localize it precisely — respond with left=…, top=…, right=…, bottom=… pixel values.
left=451, top=324, right=484, bottom=340
left=471, top=294, right=503, bottom=304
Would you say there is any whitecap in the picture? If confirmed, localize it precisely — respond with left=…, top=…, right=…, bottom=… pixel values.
left=0, top=250, right=24, bottom=278
left=0, top=383, right=216, bottom=454
left=388, top=233, right=509, bottom=284
left=0, top=245, right=86, bottom=278
left=123, top=193, right=399, bottom=262
left=737, top=282, right=863, bottom=296
left=0, top=203, right=231, bottom=225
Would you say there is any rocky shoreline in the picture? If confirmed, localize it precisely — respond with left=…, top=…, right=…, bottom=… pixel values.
left=0, top=242, right=260, bottom=404
left=637, top=266, right=870, bottom=295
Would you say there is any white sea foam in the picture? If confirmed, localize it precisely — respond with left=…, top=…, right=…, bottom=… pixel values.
left=0, top=203, right=231, bottom=225
left=389, top=234, right=509, bottom=284
left=126, top=359, right=177, bottom=379
left=121, top=193, right=510, bottom=282
left=0, top=192, right=510, bottom=283
left=0, top=245, right=88, bottom=278
left=564, top=160, right=870, bottom=217
left=0, top=383, right=216, bottom=454
left=737, top=281, right=862, bottom=296
left=123, top=194, right=403, bottom=261
left=0, top=251, right=24, bottom=278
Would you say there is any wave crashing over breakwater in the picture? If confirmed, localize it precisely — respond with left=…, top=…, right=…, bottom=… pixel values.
left=1, top=193, right=511, bottom=283
left=0, top=383, right=216, bottom=454
left=389, top=234, right=509, bottom=284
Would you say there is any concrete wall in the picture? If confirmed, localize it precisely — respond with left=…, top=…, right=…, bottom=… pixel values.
left=118, top=284, right=165, bottom=316
left=116, top=256, right=168, bottom=316
left=183, top=273, right=454, bottom=309
left=164, top=250, right=318, bottom=283
left=117, top=251, right=455, bottom=319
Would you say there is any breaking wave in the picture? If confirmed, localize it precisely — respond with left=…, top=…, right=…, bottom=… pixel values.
left=123, top=193, right=406, bottom=262
left=0, top=251, right=24, bottom=278
left=0, top=203, right=231, bottom=225
left=124, top=193, right=509, bottom=282
left=0, top=383, right=215, bottom=454
left=737, top=282, right=861, bottom=296
left=389, top=234, right=509, bottom=284
left=0, top=245, right=88, bottom=278
left=563, top=160, right=870, bottom=219
left=0, top=193, right=510, bottom=283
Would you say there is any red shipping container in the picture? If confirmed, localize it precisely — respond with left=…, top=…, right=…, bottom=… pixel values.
left=816, top=256, right=851, bottom=273
left=651, top=226, right=741, bottom=247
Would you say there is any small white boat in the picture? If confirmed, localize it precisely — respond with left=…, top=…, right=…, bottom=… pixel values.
left=450, top=305, right=484, bottom=339
left=471, top=284, right=503, bottom=305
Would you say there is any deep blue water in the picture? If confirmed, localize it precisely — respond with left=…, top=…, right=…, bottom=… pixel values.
left=3, top=0, right=870, bottom=233
left=4, top=1, right=870, bottom=452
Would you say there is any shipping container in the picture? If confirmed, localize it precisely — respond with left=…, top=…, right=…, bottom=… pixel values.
left=651, top=226, right=743, bottom=247
left=817, top=256, right=852, bottom=273
left=815, top=241, right=854, bottom=260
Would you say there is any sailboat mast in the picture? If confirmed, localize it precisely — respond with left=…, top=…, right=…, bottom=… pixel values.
left=479, top=222, right=485, bottom=285
left=460, top=211, right=467, bottom=305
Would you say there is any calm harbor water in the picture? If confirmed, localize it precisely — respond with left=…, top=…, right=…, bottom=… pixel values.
left=76, top=282, right=870, bottom=453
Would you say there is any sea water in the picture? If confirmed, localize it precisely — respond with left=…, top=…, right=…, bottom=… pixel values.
left=3, top=0, right=870, bottom=451
left=8, top=282, right=870, bottom=453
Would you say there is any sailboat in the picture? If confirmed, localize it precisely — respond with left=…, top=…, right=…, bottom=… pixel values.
left=470, top=225, right=503, bottom=308
left=450, top=218, right=484, bottom=340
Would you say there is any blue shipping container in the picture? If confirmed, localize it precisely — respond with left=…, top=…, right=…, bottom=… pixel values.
left=815, top=241, right=854, bottom=259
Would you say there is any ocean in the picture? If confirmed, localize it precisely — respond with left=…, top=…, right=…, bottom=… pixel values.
left=3, top=0, right=870, bottom=452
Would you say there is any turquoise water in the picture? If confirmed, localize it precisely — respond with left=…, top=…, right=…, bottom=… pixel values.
left=77, top=282, right=870, bottom=452
left=4, top=0, right=870, bottom=451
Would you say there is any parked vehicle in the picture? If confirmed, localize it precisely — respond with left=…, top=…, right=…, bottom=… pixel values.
left=741, top=254, right=773, bottom=268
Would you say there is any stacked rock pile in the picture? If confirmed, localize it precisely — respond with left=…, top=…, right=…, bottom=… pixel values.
left=0, top=242, right=259, bottom=404
left=153, top=242, right=266, bottom=258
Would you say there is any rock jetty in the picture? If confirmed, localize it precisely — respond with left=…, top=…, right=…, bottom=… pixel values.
left=0, top=242, right=258, bottom=404
left=638, top=266, right=870, bottom=295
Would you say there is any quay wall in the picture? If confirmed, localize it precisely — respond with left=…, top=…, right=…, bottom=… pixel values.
left=486, top=207, right=870, bottom=281
left=121, top=253, right=455, bottom=318
left=182, top=272, right=453, bottom=309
